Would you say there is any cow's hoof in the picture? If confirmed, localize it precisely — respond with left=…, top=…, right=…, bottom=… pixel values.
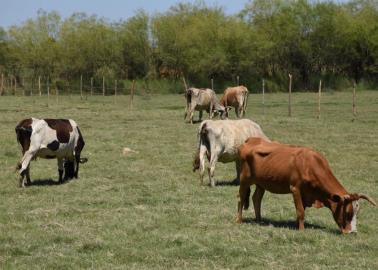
left=16, top=162, right=22, bottom=171
left=235, top=216, right=242, bottom=224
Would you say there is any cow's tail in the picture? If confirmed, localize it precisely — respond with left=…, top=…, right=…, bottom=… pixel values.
left=192, top=122, right=208, bottom=172
left=244, top=186, right=251, bottom=210
left=192, top=149, right=200, bottom=172
left=242, top=88, right=249, bottom=116
left=184, top=89, right=193, bottom=120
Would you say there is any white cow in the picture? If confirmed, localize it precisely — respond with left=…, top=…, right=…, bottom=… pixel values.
left=193, top=119, right=270, bottom=187
left=184, top=87, right=225, bottom=124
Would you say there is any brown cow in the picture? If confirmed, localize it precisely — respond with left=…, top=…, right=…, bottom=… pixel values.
left=236, top=138, right=376, bottom=234
left=220, top=86, right=249, bottom=118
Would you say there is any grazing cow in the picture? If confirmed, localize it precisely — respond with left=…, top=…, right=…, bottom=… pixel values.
left=184, top=88, right=226, bottom=124
left=236, top=138, right=376, bottom=233
left=193, top=119, right=269, bottom=187
left=15, top=118, right=87, bottom=187
left=220, top=86, right=249, bottom=118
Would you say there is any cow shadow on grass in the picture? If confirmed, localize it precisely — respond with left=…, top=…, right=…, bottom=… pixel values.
left=27, top=178, right=63, bottom=186
left=243, top=217, right=339, bottom=234
left=188, top=119, right=203, bottom=124
left=214, top=179, right=240, bottom=186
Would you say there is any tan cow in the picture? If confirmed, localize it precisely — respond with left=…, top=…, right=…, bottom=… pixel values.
left=220, top=86, right=249, bottom=118
left=184, top=87, right=225, bottom=124
left=236, top=138, right=376, bottom=234
left=193, top=119, right=269, bottom=187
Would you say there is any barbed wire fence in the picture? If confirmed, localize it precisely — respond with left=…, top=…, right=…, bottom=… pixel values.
left=0, top=73, right=369, bottom=119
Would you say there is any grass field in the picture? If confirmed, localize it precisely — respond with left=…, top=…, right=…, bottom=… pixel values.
left=0, top=91, right=377, bottom=269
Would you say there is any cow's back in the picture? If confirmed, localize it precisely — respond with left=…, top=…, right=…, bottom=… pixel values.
left=201, top=119, right=269, bottom=162
left=33, top=119, right=79, bottom=158
left=222, top=86, right=248, bottom=106
left=192, top=89, right=214, bottom=110
left=240, top=138, right=347, bottom=196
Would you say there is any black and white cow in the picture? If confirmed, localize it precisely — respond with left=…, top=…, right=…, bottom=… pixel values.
left=15, top=118, right=87, bottom=187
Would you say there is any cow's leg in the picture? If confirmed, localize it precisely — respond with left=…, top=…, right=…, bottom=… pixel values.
left=236, top=183, right=250, bottom=223
left=290, top=185, right=305, bottom=230
left=184, top=102, right=189, bottom=120
left=199, top=110, right=203, bottom=122
left=242, top=92, right=248, bottom=117
left=199, top=145, right=207, bottom=185
left=188, top=105, right=195, bottom=124
left=233, top=159, right=241, bottom=184
left=209, top=102, right=213, bottom=119
left=25, top=166, right=31, bottom=185
left=189, top=110, right=194, bottom=124
left=252, top=185, right=265, bottom=221
left=238, top=106, right=243, bottom=118
left=208, top=153, right=219, bottom=187
left=57, top=158, right=64, bottom=183
left=18, top=165, right=31, bottom=187
left=18, top=149, right=38, bottom=187
left=74, top=154, right=81, bottom=178
left=235, top=105, right=241, bottom=118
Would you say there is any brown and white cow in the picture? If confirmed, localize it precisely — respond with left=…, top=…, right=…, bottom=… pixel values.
left=220, top=86, right=249, bottom=118
left=15, top=118, right=87, bottom=187
left=236, top=138, right=376, bottom=234
left=184, top=87, right=226, bottom=124
left=193, top=119, right=269, bottom=187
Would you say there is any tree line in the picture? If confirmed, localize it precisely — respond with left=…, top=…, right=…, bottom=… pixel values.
left=0, top=0, right=377, bottom=94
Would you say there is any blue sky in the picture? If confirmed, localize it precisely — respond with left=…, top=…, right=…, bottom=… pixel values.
left=0, top=0, right=348, bottom=28
left=0, top=0, right=247, bottom=28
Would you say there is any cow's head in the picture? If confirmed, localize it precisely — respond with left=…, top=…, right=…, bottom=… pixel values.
left=212, top=104, right=228, bottom=120
left=331, top=193, right=376, bottom=234
left=15, top=118, right=34, bottom=154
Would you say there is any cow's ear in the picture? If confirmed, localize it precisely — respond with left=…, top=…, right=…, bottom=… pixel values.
left=348, top=193, right=360, bottom=202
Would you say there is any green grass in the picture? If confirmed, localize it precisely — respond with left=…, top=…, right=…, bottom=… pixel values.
left=0, top=91, right=377, bottom=269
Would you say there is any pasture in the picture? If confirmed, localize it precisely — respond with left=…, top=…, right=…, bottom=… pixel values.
left=0, top=91, right=377, bottom=269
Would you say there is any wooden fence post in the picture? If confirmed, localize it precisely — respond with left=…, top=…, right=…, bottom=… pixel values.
left=262, top=79, right=265, bottom=117
left=56, top=84, right=59, bottom=104
left=38, top=76, right=41, bottom=96
left=0, top=73, right=3, bottom=96
left=14, top=76, right=17, bottom=95
left=22, top=76, right=25, bottom=96
left=80, top=74, right=83, bottom=99
left=237, top=75, right=240, bottom=86
left=353, top=82, right=357, bottom=118
left=130, top=80, right=136, bottom=108
left=90, top=77, right=93, bottom=96
left=211, top=78, right=214, bottom=91
left=182, top=76, right=188, bottom=90
left=47, top=78, right=50, bottom=107
left=102, top=76, right=105, bottom=96
left=30, top=77, right=33, bottom=96
left=288, top=73, right=292, bottom=117
left=114, top=79, right=117, bottom=103
left=317, top=80, right=322, bottom=119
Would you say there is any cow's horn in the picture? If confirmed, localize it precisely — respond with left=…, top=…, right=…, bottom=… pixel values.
left=358, top=193, right=377, bottom=206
